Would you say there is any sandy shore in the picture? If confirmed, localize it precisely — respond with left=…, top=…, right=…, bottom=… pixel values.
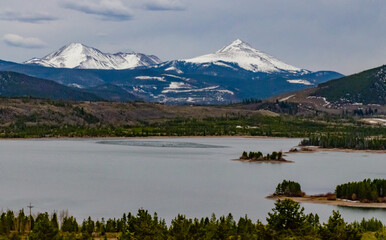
left=267, top=195, right=386, bottom=209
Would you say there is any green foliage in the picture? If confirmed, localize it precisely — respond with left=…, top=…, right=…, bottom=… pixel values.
left=352, top=218, right=384, bottom=232
left=266, top=199, right=307, bottom=231
left=81, top=217, right=95, bottom=236
left=29, top=213, right=59, bottom=240
left=301, top=133, right=386, bottom=150
left=0, top=200, right=385, bottom=239
left=61, top=216, right=79, bottom=233
left=240, top=150, right=284, bottom=161
left=275, top=180, right=304, bottom=197
left=335, top=179, right=386, bottom=202
left=319, top=211, right=361, bottom=240
left=316, top=65, right=386, bottom=105
left=1, top=104, right=385, bottom=139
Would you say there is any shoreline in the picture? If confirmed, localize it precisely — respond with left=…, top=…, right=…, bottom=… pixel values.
left=0, top=135, right=299, bottom=141
left=286, top=146, right=386, bottom=154
left=0, top=136, right=384, bottom=154
left=232, top=158, right=294, bottom=164
left=267, top=195, right=386, bottom=209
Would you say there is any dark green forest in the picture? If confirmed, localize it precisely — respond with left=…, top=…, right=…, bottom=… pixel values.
left=240, top=151, right=283, bottom=161
left=0, top=199, right=385, bottom=240
left=336, top=179, right=386, bottom=203
left=300, top=134, right=386, bottom=150
left=275, top=180, right=304, bottom=197
left=2, top=113, right=385, bottom=141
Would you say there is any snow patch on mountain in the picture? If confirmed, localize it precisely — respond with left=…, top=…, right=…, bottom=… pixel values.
left=287, top=79, right=313, bottom=85
left=24, top=43, right=162, bottom=70
left=165, top=66, right=183, bottom=74
left=184, top=39, right=303, bottom=73
left=135, top=76, right=166, bottom=82
left=162, top=85, right=221, bottom=94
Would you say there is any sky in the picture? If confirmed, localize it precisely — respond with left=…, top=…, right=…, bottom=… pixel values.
left=0, top=0, right=385, bottom=75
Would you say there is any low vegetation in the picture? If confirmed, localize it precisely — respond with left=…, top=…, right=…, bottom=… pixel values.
left=0, top=199, right=385, bottom=240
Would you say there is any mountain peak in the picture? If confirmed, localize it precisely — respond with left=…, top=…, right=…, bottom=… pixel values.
left=24, top=43, right=162, bottom=70
left=184, top=39, right=303, bottom=73
left=216, top=39, right=255, bottom=54
left=66, top=42, right=86, bottom=47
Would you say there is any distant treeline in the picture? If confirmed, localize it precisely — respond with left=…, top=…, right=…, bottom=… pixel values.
left=1, top=199, right=385, bottom=240
left=240, top=151, right=283, bottom=161
left=336, top=179, right=386, bottom=203
left=300, top=134, right=386, bottom=150
left=241, top=98, right=262, bottom=104
left=1, top=104, right=386, bottom=139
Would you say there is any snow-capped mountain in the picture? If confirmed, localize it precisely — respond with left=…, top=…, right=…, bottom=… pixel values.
left=184, top=39, right=304, bottom=73
left=0, top=39, right=344, bottom=104
left=24, top=43, right=162, bottom=70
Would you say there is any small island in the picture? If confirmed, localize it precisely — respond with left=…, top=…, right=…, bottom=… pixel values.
left=268, top=179, right=386, bottom=209
left=235, top=151, right=293, bottom=163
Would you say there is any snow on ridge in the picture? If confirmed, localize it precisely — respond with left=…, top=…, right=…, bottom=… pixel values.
left=24, top=43, right=162, bottom=70
left=162, top=74, right=188, bottom=80
left=135, top=76, right=166, bottom=82
left=279, top=95, right=295, bottom=102
left=166, top=82, right=191, bottom=89
left=68, top=83, right=84, bottom=89
left=165, top=66, right=183, bottom=74
left=286, top=79, right=313, bottom=85
left=161, top=84, right=234, bottom=95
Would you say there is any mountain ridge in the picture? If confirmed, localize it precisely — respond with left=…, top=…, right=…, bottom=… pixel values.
left=0, top=71, right=102, bottom=101
left=0, top=39, right=344, bottom=104
left=24, top=43, right=162, bottom=70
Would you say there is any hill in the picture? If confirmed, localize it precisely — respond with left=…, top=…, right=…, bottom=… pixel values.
left=315, top=65, right=386, bottom=105
left=0, top=71, right=102, bottom=101
left=264, top=65, right=386, bottom=115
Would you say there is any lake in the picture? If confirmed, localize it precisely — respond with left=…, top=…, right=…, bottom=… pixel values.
left=0, top=137, right=385, bottom=223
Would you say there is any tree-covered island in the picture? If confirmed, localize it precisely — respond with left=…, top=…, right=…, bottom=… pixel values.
left=237, top=151, right=292, bottom=163
left=268, top=179, right=386, bottom=209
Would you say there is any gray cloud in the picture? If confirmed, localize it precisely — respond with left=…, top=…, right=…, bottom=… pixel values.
left=3, top=34, right=46, bottom=49
left=61, top=0, right=132, bottom=21
left=143, top=0, right=185, bottom=11
left=0, top=10, right=58, bottom=23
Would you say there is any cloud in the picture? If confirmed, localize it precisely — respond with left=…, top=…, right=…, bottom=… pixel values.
left=0, top=10, right=58, bottom=23
left=61, top=0, right=133, bottom=21
left=3, top=34, right=46, bottom=49
left=143, top=0, right=185, bottom=11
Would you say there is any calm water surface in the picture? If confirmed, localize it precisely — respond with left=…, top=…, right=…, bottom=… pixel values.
left=0, top=137, right=385, bottom=223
